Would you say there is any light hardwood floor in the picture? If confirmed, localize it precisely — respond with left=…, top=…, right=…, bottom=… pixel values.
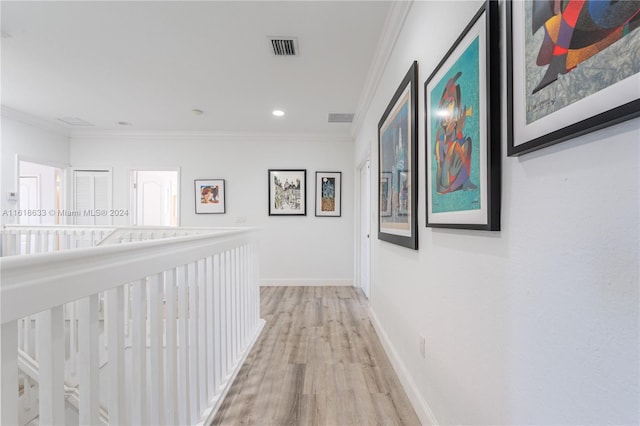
left=212, top=286, right=421, bottom=426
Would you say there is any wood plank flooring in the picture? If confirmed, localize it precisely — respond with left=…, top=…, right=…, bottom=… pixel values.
left=212, top=286, right=420, bottom=426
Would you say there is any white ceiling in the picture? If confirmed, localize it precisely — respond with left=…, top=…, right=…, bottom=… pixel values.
left=1, top=1, right=392, bottom=135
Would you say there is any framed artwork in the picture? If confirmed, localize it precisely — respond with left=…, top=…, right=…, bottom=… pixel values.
left=315, top=171, right=341, bottom=217
left=195, top=179, right=225, bottom=214
left=507, top=1, right=640, bottom=156
left=424, top=0, right=500, bottom=231
left=268, top=169, right=306, bottom=216
left=379, top=171, right=392, bottom=217
left=378, top=61, right=418, bottom=250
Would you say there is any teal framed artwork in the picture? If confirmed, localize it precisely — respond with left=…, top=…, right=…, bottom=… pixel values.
left=424, top=1, right=500, bottom=231
left=378, top=61, right=418, bottom=249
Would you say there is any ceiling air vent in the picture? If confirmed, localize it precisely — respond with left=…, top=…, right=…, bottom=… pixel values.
left=269, top=37, right=298, bottom=56
left=328, top=113, right=354, bottom=123
left=56, top=117, right=94, bottom=127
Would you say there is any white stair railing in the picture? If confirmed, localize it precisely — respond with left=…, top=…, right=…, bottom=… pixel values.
left=1, top=227, right=265, bottom=425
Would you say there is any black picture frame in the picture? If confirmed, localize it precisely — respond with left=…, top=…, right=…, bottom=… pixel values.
left=268, top=169, right=306, bottom=216
left=377, top=61, right=418, bottom=250
left=506, top=0, right=640, bottom=156
left=424, top=0, right=500, bottom=231
left=315, top=171, right=342, bottom=217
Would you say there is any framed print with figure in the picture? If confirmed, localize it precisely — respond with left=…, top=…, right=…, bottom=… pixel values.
left=424, top=0, right=500, bottom=231
left=378, top=61, right=418, bottom=249
left=195, top=179, right=225, bottom=214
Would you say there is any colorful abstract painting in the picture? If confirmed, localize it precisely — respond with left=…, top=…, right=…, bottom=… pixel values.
left=425, top=1, right=501, bottom=230
left=378, top=61, right=418, bottom=248
left=380, top=92, right=411, bottom=227
left=429, top=37, right=481, bottom=214
left=525, top=0, right=640, bottom=123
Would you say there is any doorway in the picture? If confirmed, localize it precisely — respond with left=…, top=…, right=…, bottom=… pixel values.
left=130, top=170, right=179, bottom=226
left=358, top=159, right=371, bottom=299
left=18, top=160, right=66, bottom=225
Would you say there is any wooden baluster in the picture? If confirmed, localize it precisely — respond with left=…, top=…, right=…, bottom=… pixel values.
left=232, top=247, right=238, bottom=361
left=131, top=279, right=148, bottom=425
left=69, top=301, right=77, bottom=375
left=1, top=321, right=19, bottom=426
left=37, top=306, right=65, bottom=425
left=188, top=262, right=200, bottom=419
left=205, top=256, right=215, bottom=400
left=213, top=253, right=222, bottom=392
left=106, top=286, right=127, bottom=425
left=241, top=244, right=247, bottom=349
left=149, top=272, right=165, bottom=425
left=219, top=251, right=228, bottom=379
left=253, top=241, right=259, bottom=330
left=165, top=268, right=179, bottom=425
left=177, top=265, right=191, bottom=425
left=225, top=250, right=232, bottom=374
left=24, top=230, right=31, bottom=254
left=198, top=258, right=208, bottom=410
left=78, top=294, right=100, bottom=425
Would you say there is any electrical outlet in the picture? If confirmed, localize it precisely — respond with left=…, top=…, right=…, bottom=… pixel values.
left=419, top=335, right=426, bottom=358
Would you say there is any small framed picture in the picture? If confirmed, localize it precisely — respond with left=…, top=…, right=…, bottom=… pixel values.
left=315, top=171, right=341, bottom=217
left=194, top=179, right=225, bottom=214
left=268, top=169, right=306, bottom=216
left=379, top=171, right=392, bottom=217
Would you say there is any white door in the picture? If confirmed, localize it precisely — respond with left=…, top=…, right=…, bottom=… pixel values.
left=73, top=170, right=111, bottom=225
left=131, top=171, right=178, bottom=226
left=18, top=176, right=40, bottom=225
left=19, top=160, right=67, bottom=225
left=360, top=160, right=371, bottom=298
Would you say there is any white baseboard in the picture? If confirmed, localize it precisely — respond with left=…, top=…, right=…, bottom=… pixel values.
left=259, top=279, right=353, bottom=287
left=368, top=307, right=439, bottom=426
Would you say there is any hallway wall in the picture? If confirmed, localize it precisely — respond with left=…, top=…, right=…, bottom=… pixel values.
left=70, top=133, right=354, bottom=285
left=354, top=1, right=639, bottom=424
left=1, top=110, right=71, bottom=226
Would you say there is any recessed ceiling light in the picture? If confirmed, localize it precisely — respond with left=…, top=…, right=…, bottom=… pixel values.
left=272, top=110, right=285, bottom=117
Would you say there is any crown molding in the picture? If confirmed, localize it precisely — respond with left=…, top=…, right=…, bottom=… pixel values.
left=70, top=129, right=354, bottom=144
left=1, top=105, right=71, bottom=138
left=350, top=0, right=413, bottom=138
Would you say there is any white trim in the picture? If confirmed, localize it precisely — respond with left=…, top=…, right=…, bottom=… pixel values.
left=1, top=106, right=71, bottom=137
left=350, top=0, right=413, bottom=138
left=369, top=307, right=439, bottom=426
left=259, top=279, right=353, bottom=287
left=70, top=130, right=353, bottom=144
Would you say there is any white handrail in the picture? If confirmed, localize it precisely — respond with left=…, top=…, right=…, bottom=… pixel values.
left=1, top=229, right=248, bottom=323
left=1, top=226, right=265, bottom=425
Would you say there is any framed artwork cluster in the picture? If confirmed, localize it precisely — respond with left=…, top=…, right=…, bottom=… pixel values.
left=268, top=169, right=342, bottom=217
left=195, top=171, right=343, bottom=217
left=376, top=0, right=639, bottom=248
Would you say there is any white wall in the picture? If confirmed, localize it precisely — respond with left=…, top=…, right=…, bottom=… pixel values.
left=1, top=109, right=71, bottom=226
left=355, top=1, right=639, bottom=424
left=70, top=133, right=354, bottom=285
